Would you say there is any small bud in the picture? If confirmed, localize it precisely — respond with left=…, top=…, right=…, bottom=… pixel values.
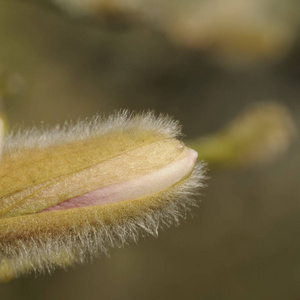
left=190, top=102, right=296, bottom=167
left=0, top=112, right=204, bottom=281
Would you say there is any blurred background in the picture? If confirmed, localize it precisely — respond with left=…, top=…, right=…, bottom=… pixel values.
left=0, top=0, right=300, bottom=299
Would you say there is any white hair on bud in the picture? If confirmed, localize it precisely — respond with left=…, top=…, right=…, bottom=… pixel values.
left=3, top=110, right=181, bottom=155
left=0, top=112, right=206, bottom=280
left=0, top=164, right=205, bottom=279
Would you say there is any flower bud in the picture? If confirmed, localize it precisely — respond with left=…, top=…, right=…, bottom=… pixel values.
left=190, top=102, right=296, bottom=167
left=0, top=112, right=204, bottom=281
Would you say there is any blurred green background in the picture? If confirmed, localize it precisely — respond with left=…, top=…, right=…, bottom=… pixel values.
left=0, top=0, right=300, bottom=299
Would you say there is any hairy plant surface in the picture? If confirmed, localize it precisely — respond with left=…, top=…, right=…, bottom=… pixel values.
left=0, top=112, right=205, bottom=281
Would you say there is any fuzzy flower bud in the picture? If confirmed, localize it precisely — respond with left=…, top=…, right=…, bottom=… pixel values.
left=0, top=112, right=204, bottom=281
